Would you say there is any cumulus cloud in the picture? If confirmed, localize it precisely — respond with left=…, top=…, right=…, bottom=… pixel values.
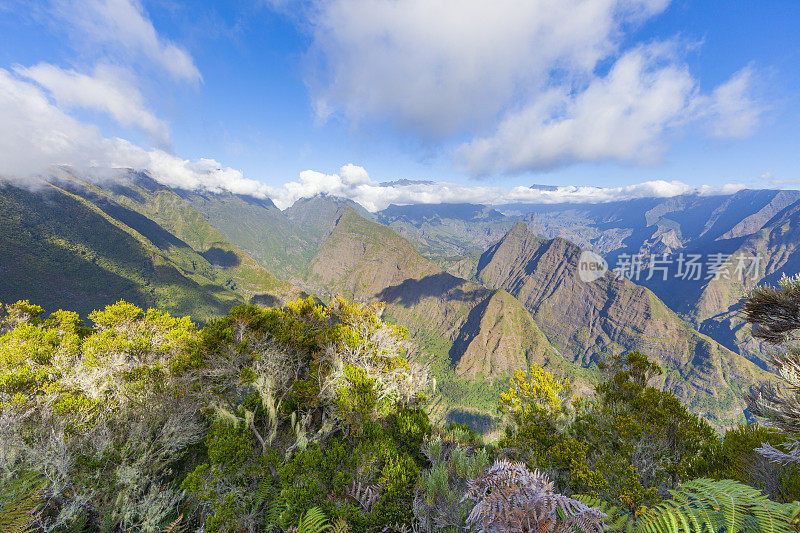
left=0, top=70, right=745, bottom=211
left=306, top=0, right=669, bottom=137
left=0, top=69, right=106, bottom=178
left=0, top=69, right=265, bottom=197
left=457, top=44, right=698, bottom=175
left=0, top=67, right=749, bottom=214
left=297, top=0, right=761, bottom=174
left=15, top=63, right=171, bottom=146
left=52, top=0, right=201, bottom=83
left=266, top=163, right=745, bottom=211
left=701, top=66, right=762, bottom=139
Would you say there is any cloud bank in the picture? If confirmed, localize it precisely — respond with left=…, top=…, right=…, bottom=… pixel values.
left=0, top=69, right=267, bottom=198
left=266, top=164, right=745, bottom=212
left=0, top=0, right=761, bottom=213
left=0, top=68, right=743, bottom=213
left=298, top=0, right=762, bottom=175
left=0, top=0, right=252, bottom=197
left=1, top=0, right=206, bottom=152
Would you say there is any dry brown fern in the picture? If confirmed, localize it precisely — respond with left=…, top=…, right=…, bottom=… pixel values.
left=463, top=459, right=606, bottom=533
left=162, top=513, right=184, bottom=533
left=346, top=480, right=383, bottom=513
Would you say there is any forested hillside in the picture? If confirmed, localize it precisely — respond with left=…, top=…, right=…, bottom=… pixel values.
left=0, top=179, right=304, bottom=320
left=2, top=296, right=799, bottom=532
left=2, top=177, right=789, bottom=429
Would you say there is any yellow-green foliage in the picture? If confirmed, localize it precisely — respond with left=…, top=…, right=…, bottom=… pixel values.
left=3, top=296, right=795, bottom=533
left=692, top=424, right=800, bottom=503
left=0, top=299, right=201, bottom=531
left=499, top=367, right=571, bottom=423
left=500, top=352, right=717, bottom=516
left=177, top=296, right=427, bottom=532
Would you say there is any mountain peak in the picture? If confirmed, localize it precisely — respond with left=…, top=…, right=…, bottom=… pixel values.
left=477, top=223, right=764, bottom=427
left=510, top=220, right=529, bottom=233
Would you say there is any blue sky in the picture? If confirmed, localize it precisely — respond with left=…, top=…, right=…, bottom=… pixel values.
left=1, top=1, right=799, bottom=210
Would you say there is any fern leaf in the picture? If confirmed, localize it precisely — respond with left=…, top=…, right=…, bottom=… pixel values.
left=330, top=517, right=350, bottom=533
left=162, top=514, right=185, bottom=533
left=0, top=475, right=43, bottom=533
left=637, top=478, right=798, bottom=533
left=265, top=495, right=286, bottom=528
left=297, top=506, right=330, bottom=533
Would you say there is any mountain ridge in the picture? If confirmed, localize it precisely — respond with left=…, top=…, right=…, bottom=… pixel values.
left=478, top=221, right=767, bottom=426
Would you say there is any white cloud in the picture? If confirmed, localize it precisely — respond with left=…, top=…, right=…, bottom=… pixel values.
left=0, top=68, right=750, bottom=214
left=0, top=69, right=125, bottom=179
left=306, top=0, right=669, bottom=137
left=52, top=0, right=201, bottom=83
left=0, top=69, right=264, bottom=196
left=299, top=0, right=761, bottom=174
left=457, top=44, right=697, bottom=175
left=266, top=163, right=745, bottom=211
left=702, top=66, right=762, bottom=139
left=15, top=63, right=171, bottom=146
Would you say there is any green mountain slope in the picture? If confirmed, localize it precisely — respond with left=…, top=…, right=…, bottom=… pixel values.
left=285, top=194, right=374, bottom=247
left=0, top=175, right=307, bottom=321
left=303, top=207, right=440, bottom=299
left=175, top=187, right=313, bottom=279
left=0, top=181, right=239, bottom=320
left=477, top=222, right=767, bottom=427
left=301, top=208, right=587, bottom=416
left=451, top=289, right=565, bottom=379
left=85, top=173, right=305, bottom=306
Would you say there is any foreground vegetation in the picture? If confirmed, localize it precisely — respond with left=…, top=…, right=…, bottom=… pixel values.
left=1, top=290, right=800, bottom=531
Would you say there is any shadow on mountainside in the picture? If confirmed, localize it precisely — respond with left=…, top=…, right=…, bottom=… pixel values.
left=445, top=408, right=498, bottom=434
left=201, top=247, right=241, bottom=268
left=377, top=272, right=483, bottom=307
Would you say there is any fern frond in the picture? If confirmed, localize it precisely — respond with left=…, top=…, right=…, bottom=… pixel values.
left=252, top=479, right=273, bottom=511
left=297, top=506, right=330, bottom=533
left=265, top=494, right=286, bottom=528
left=573, top=494, right=636, bottom=532
left=330, top=517, right=350, bottom=533
left=162, top=514, right=185, bottom=533
left=637, top=478, right=800, bottom=533
left=463, top=459, right=606, bottom=532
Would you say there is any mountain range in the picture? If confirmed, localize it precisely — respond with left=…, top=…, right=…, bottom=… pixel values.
left=2, top=173, right=797, bottom=429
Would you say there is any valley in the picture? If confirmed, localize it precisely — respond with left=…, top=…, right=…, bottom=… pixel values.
left=2, top=176, right=793, bottom=430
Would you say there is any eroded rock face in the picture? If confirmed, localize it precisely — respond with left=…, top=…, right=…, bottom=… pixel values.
left=452, top=289, right=558, bottom=379
left=477, top=222, right=766, bottom=427
left=303, top=208, right=564, bottom=381
left=691, top=199, right=800, bottom=367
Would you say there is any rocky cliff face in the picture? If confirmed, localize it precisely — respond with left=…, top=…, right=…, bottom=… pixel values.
left=477, top=222, right=767, bottom=426
left=689, top=199, right=800, bottom=366
left=303, top=208, right=563, bottom=380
